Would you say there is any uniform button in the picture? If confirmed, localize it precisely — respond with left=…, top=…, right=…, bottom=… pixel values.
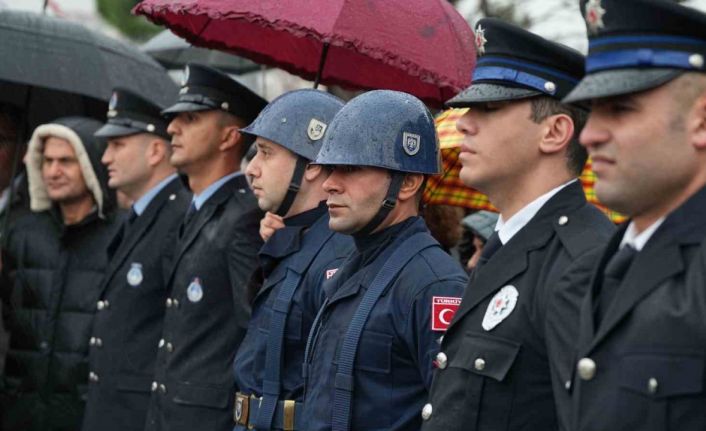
left=96, top=300, right=105, bottom=310
left=474, top=357, right=486, bottom=371
left=169, top=194, right=176, bottom=201
left=436, top=352, right=448, bottom=369
left=151, top=381, right=158, bottom=392
left=166, top=342, right=174, bottom=353
left=173, top=299, right=180, bottom=308
left=95, top=338, right=103, bottom=347
left=159, top=384, right=167, bottom=394
left=158, top=338, right=165, bottom=348
left=564, top=380, right=572, bottom=391
left=39, top=341, right=50, bottom=352
left=577, top=357, right=596, bottom=381
left=648, top=377, right=658, bottom=394
left=544, top=81, right=557, bottom=93
left=558, top=215, right=569, bottom=226
left=421, top=403, right=432, bottom=420
left=89, top=371, right=99, bottom=383
left=166, top=298, right=173, bottom=308
left=89, top=337, right=96, bottom=346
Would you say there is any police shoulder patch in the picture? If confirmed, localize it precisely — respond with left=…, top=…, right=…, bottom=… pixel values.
left=431, top=296, right=462, bottom=331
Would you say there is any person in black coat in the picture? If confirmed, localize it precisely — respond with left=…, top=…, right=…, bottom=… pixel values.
left=421, top=19, right=615, bottom=431
left=560, top=1, right=706, bottom=429
left=0, top=116, right=120, bottom=431
left=80, top=89, right=189, bottom=431
left=143, top=64, right=266, bottom=431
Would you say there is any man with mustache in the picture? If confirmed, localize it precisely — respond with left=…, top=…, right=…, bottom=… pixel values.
left=561, top=1, right=706, bottom=429
left=421, top=18, right=614, bottom=431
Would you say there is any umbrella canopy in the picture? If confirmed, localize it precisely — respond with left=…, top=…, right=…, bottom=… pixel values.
left=0, top=10, right=177, bottom=112
left=141, top=29, right=261, bottom=75
left=134, top=0, right=476, bottom=108
left=424, top=108, right=627, bottom=224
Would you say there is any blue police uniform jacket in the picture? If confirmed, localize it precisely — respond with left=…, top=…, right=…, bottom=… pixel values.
left=302, top=216, right=467, bottom=431
left=233, top=202, right=354, bottom=401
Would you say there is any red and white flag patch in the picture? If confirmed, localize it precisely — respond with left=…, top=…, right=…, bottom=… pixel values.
left=432, top=296, right=462, bottom=331
left=325, top=268, right=339, bottom=280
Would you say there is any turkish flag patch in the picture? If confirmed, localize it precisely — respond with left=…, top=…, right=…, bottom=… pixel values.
left=432, top=296, right=462, bottom=331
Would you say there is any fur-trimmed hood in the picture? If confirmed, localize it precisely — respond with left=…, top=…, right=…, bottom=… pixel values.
left=25, top=116, right=115, bottom=218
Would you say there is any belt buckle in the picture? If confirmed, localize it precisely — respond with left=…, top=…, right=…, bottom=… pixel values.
left=248, top=395, right=261, bottom=430
left=234, top=393, right=250, bottom=426
left=283, top=399, right=296, bottom=431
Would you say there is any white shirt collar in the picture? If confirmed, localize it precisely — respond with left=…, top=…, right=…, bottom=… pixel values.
left=619, top=217, right=665, bottom=251
left=495, top=179, right=577, bottom=245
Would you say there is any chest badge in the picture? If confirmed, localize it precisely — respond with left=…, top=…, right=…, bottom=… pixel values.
left=126, top=263, right=143, bottom=287
left=187, top=277, right=204, bottom=303
left=325, top=268, right=339, bottom=280
left=482, top=285, right=519, bottom=331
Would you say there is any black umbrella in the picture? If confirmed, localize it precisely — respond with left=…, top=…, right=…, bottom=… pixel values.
left=141, top=29, right=261, bottom=75
left=0, top=10, right=178, bottom=246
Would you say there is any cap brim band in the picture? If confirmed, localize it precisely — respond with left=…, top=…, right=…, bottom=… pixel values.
left=94, top=123, right=141, bottom=139
left=161, top=101, right=213, bottom=116
left=563, top=68, right=683, bottom=103
left=446, top=83, right=542, bottom=107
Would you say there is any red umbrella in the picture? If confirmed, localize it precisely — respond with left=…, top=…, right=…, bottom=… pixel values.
left=134, top=0, right=476, bottom=108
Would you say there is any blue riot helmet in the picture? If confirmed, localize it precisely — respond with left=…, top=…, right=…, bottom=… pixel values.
left=241, top=89, right=344, bottom=216
left=315, top=90, right=441, bottom=235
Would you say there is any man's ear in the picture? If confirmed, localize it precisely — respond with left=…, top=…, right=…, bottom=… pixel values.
left=303, top=163, right=323, bottom=182
left=538, top=113, right=574, bottom=155
left=397, top=173, right=424, bottom=202
left=219, top=125, right=241, bottom=151
left=145, top=138, right=168, bottom=167
left=689, top=93, right=706, bottom=150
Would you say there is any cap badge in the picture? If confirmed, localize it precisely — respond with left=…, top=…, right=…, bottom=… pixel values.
left=402, top=132, right=421, bottom=156
left=109, top=92, right=118, bottom=110
left=585, top=0, right=606, bottom=34
left=307, top=118, right=327, bottom=141
left=127, top=263, right=143, bottom=287
left=475, top=24, right=487, bottom=56
left=181, top=65, right=190, bottom=86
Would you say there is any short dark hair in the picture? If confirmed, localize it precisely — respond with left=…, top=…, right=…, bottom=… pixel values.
left=529, top=96, right=588, bottom=176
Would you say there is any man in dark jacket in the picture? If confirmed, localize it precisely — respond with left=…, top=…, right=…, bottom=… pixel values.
left=560, top=1, right=706, bottom=430
left=232, top=89, right=354, bottom=430
left=81, top=89, right=189, bottom=431
left=301, top=90, right=467, bottom=431
left=0, top=116, right=120, bottom=431
left=144, top=64, right=266, bottom=431
left=421, top=19, right=615, bottom=431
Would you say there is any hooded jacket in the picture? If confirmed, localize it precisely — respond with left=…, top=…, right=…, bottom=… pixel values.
left=0, top=116, right=120, bottom=431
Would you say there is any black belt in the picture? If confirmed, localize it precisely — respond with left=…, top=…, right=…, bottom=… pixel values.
left=234, top=392, right=302, bottom=430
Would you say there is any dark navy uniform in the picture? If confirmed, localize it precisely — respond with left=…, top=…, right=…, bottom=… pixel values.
left=233, top=204, right=354, bottom=430
left=562, top=1, right=706, bottom=430
left=144, top=64, right=266, bottom=431
left=422, top=19, right=615, bottom=431
left=233, top=89, right=352, bottom=431
left=303, top=90, right=467, bottom=431
left=83, top=89, right=189, bottom=431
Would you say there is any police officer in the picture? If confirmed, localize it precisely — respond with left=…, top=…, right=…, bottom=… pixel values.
left=421, top=18, right=615, bottom=431
left=560, top=1, right=706, bottom=429
left=144, top=64, right=266, bottom=431
left=81, top=88, right=189, bottom=431
left=301, top=90, right=467, bottom=431
left=232, top=89, right=355, bottom=430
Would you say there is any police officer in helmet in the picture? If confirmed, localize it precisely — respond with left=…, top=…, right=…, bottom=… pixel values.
left=301, top=90, right=467, bottom=431
left=232, top=89, right=354, bottom=431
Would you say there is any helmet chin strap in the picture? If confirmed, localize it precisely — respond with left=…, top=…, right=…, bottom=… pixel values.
left=355, top=173, right=405, bottom=237
left=275, top=156, right=309, bottom=217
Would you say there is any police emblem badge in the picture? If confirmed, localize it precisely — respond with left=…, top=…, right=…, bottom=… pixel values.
left=107, top=91, right=118, bottom=118
left=127, top=263, right=143, bottom=287
left=585, top=0, right=606, bottom=34
left=402, top=132, right=421, bottom=156
left=307, top=118, right=327, bottom=141
left=482, top=285, right=519, bottom=331
left=187, top=277, right=204, bottom=303
left=181, top=65, right=190, bottom=86
left=475, top=24, right=488, bottom=56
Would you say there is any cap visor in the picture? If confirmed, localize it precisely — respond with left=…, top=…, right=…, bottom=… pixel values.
left=446, top=83, right=542, bottom=107
left=94, top=123, right=140, bottom=139
left=564, top=69, right=683, bottom=104
left=160, top=101, right=212, bottom=116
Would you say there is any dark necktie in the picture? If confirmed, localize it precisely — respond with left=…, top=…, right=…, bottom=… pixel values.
left=594, top=244, right=638, bottom=327
left=179, top=202, right=197, bottom=239
left=128, top=207, right=138, bottom=225
left=478, top=231, right=502, bottom=267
